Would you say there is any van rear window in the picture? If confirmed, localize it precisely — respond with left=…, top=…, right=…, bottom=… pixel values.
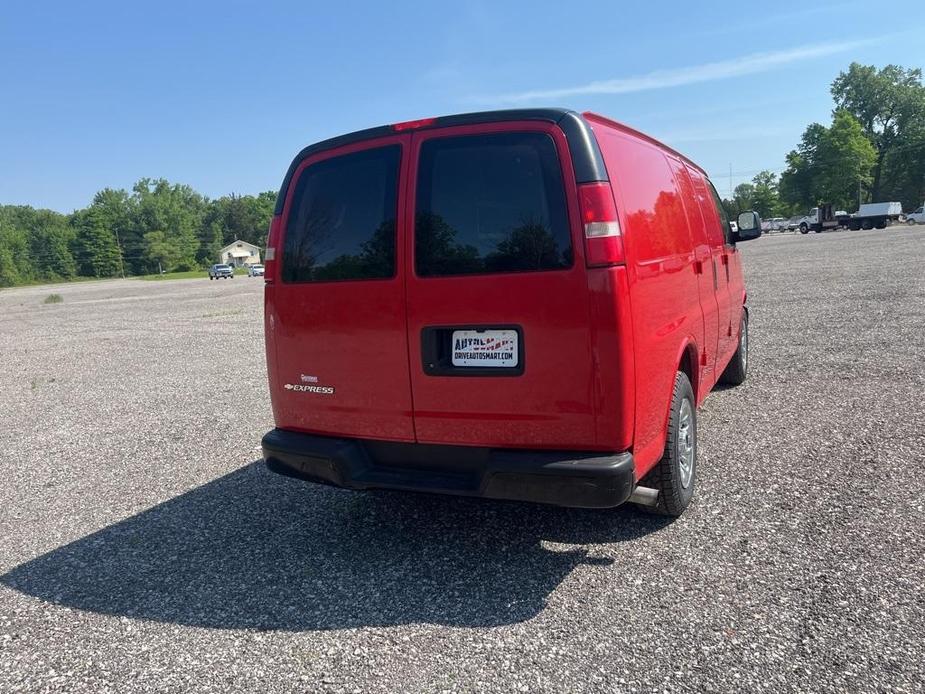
left=415, top=133, right=572, bottom=277
left=282, top=146, right=400, bottom=283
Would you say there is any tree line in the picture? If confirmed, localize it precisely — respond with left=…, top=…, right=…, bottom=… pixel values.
left=722, top=62, right=924, bottom=219
left=0, top=180, right=276, bottom=287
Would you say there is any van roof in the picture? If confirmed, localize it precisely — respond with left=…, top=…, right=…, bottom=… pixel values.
left=274, top=108, right=706, bottom=214
left=581, top=112, right=708, bottom=178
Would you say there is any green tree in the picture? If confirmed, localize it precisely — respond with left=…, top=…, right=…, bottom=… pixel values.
left=732, top=182, right=755, bottom=213
left=142, top=230, right=180, bottom=272
left=85, top=188, right=135, bottom=273
left=750, top=171, right=782, bottom=218
left=0, top=207, right=37, bottom=285
left=779, top=113, right=876, bottom=212
left=726, top=171, right=782, bottom=217
left=27, top=208, right=76, bottom=280
left=72, top=207, right=123, bottom=277
left=133, top=178, right=203, bottom=272
left=831, top=63, right=925, bottom=205
left=812, top=110, right=877, bottom=209
left=779, top=149, right=815, bottom=212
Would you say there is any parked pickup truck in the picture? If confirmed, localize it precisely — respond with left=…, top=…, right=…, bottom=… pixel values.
left=208, top=264, right=234, bottom=279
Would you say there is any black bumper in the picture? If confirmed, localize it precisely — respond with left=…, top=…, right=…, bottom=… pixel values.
left=262, top=428, right=635, bottom=509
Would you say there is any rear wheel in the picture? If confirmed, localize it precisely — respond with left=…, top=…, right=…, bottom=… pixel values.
left=719, top=312, right=748, bottom=386
left=641, top=372, right=697, bottom=517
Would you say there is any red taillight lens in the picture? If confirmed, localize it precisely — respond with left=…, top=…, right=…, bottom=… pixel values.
left=392, top=117, right=437, bottom=131
left=578, top=182, right=624, bottom=267
left=264, top=214, right=282, bottom=281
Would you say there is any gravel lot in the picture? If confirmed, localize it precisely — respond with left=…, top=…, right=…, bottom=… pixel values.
left=2, top=227, right=924, bottom=693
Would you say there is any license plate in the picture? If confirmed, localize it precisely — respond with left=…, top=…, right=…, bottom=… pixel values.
left=451, top=330, right=519, bottom=368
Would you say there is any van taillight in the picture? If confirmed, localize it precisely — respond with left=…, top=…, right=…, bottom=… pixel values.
left=578, top=182, right=624, bottom=267
left=264, top=214, right=282, bottom=281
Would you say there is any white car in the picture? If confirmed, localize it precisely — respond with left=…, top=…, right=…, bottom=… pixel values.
left=247, top=264, right=265, bottom=277
left=907, top=206, right=925, bottom=225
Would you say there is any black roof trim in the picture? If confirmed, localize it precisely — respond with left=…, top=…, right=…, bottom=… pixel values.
left=273, top=108, right=608, bottom=215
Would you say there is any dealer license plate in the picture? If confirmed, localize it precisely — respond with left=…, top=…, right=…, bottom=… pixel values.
left=451, top=330, right=519, bottom=368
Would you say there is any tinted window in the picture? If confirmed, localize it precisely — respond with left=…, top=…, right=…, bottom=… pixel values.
left=282, top=146, right=400, bottom=283
left=415, top=133, right=571, bottom=277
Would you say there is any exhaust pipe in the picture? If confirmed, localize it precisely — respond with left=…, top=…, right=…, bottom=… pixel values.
left=628, top=485, right=659, bottom=507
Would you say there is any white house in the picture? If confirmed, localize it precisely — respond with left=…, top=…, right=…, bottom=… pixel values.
left=219, top=240, right=261, bottom=267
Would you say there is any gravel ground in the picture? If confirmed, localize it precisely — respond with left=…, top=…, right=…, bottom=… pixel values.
left=1, top=227, right=924, bottom=693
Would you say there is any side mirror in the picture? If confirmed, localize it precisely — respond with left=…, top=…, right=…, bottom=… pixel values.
left=734, top=211, right=761, bottom=242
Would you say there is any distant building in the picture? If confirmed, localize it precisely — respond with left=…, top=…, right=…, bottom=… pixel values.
left=219, top=240, right=261, bottom=267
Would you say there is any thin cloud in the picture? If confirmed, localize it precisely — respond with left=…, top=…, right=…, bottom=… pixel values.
left=657, top=125, right=790, bottom=145
left=476, top=38, right=882, bottom=104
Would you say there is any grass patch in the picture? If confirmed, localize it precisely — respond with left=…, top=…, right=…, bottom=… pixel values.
left=137, top=270, right=209, bottom=281
left=43, top=293, right=63, bottom=304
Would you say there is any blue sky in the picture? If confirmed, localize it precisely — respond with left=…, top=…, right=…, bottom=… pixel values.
left=2, top=0, right=923, bottom=212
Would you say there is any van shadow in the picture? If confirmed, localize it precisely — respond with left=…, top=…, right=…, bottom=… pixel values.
left=1, top=462, right=669, bottom=631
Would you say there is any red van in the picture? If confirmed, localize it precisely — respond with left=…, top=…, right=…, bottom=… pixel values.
left=261, top=109, right=760, bottom=516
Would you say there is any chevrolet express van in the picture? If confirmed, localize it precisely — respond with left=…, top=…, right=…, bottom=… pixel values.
left=261, top=109, right=760, bottom=516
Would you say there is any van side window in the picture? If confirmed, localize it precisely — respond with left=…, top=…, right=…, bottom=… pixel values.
left=415, top=132, right=572, bottom=277
left=282, top=145, right=400, bottom=283
left=707, top=182, right=733, bottom=245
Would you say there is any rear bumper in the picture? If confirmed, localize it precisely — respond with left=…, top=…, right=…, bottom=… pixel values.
left=262, top=428, right=636, bottom=509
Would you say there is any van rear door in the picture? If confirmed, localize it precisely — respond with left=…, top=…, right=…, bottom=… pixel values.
left=269, top=135, right=416, bottom=441
left=404, top=123, right=598, bottom=449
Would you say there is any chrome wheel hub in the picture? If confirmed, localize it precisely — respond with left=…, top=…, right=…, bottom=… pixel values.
left=678, top=399, right=694, bottom=489
left=740, top=319, right=748, bottom=371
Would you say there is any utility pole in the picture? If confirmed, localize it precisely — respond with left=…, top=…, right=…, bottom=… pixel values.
left=858, top=179, right=862, bottom=210
left=114, top=228, right=126, bottom=279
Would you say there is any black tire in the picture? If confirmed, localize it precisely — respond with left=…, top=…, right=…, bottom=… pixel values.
left=641, top=372, right=697, bottom=517
left=209, top=276, right=214, bottom=280
left=719, top=312, right=748, bottom=386
left=862, top=220, right=873, bottom=230
left=799, top=223, right=809, bottom=234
